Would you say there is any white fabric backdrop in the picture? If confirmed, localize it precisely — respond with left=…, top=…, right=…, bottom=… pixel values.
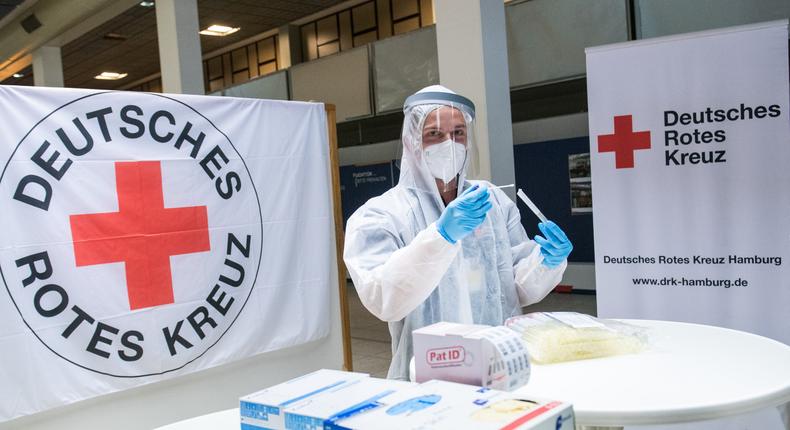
left=0, top=87, right=333, bottom=421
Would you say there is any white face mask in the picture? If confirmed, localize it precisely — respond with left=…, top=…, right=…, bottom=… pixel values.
left=423, top=139, right=467, bottom=182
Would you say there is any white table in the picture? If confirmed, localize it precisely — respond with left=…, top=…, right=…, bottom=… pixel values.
left=511, top=319, right=790, bottom=430
left=154, top=408, right=238, bottom=430
left=157, top=320, right=790, bottom=430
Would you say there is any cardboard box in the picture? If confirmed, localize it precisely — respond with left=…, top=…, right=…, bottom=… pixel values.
left=283, top=377, right=413, bottom=430
left=239, top=369, right=368, bottom=430
left=413, top=322, right=531, bottom=391
left=333, top=380, right=574, bottom=430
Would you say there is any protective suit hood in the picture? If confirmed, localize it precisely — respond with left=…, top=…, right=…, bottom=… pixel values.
left=398, top=85, right=479, bottom=200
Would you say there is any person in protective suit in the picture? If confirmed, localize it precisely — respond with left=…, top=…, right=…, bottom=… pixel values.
left=343, top=85, right=573, bottom=380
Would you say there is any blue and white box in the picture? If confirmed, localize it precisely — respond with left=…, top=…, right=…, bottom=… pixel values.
left=283, top=378, right=413, bottom=430
left=240, top=369, right=369, bottom=430
left=332, top=380, right=500, bottom=429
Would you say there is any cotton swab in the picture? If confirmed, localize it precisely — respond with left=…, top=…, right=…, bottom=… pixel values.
left=492, top=184, right=515, bottom=189
left=517, top=188, right=548, bottom=223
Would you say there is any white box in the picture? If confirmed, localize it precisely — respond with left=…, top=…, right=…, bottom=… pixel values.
left=283, top=378, right=413, bottom=430
left=413, top=322, right=531, bottom=390
left=433, top=394, right=575, bottom=430
left=333, top=380, right=574, bottom=430
left=240, top=369, right=368, bottom=430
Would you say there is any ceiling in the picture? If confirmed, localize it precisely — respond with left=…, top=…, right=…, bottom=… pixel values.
left=0, top=0, right=24, bottom=21
left=2, top=0, right=346, bottom=88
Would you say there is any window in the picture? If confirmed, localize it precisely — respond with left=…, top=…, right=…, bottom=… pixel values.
left=201, top=35, right=279, bottom=93
left=205, top=56, right=225, bottom=92
left=316, top=15, right=340, bottom=57
left=299, top=0, right=434, bottom=61
left=390, top=0, right=420, bottom=35
left=231, top=46, right=250, bottom=84
left=301, top=0, right=380, bottom=61
left=351, top=2, right=378, bottom=45
left=257, top=36, right=278, bottom=76
left=128, top=78, right=162, bottom=93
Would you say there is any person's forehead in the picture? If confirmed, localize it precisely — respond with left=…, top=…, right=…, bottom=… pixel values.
left=424, top=106, right=466, bottom=126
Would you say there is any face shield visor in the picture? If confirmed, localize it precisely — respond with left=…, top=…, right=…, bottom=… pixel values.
left=401, top=89, right=477, bottom=195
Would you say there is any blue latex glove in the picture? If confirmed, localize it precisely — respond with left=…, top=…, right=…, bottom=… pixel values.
left=436, top=184, right=492, bottom=244
left=533, top=221, right=573, bottom=268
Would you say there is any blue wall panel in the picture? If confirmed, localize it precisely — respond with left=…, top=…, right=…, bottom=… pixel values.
left=339, top=162, right=396, bottom=226
left=513, top=137, right=594, bottom=262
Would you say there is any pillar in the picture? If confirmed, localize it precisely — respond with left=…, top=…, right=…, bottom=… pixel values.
left=434, top=0, right=515, bottom=192
left=277, top=25, right=302, bottom=68
left=155, top=0, right=204, bottom=94
left=32, top=46, right=64, bottom=87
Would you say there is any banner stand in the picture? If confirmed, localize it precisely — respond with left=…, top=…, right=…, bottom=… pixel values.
left=325, top=104, right=354, bottom=371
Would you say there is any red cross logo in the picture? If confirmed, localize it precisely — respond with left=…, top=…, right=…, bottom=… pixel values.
left=597, top=115, right=651, bottom=169
left=70, top=161, right=210, bottom=311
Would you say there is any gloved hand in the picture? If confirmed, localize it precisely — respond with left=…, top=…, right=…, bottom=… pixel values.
left=436, top=184, right=492, bottom=244
left=534, top=220, right=573, bottom=268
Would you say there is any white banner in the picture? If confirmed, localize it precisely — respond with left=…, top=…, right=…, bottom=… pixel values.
left=0, top=87, right=333, bottom=421
left=587, top=20, right=790, bottom=343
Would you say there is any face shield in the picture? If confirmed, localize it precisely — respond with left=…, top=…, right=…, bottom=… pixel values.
left=400, top=86, right=478, bottom=195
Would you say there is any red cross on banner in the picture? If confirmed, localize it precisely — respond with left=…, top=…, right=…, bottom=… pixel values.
left=70, top=161, right=211, bottom=310
left=598, top=115, right=652, bottom=169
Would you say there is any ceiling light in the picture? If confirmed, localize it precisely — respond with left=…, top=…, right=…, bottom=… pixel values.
left=104, top=32, right=128, bottom=41
left=95, top=72, right=128, bottom=80
left=12, top=73, right=24, bottom=78
left=199, top=25, right=240, bottom=37
left=139, top=1, right=154, bottom=7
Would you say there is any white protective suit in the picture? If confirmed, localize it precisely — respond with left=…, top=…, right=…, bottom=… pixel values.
left=343, top=85, right=567, bottom=380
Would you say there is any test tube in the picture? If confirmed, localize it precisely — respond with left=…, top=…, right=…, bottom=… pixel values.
left=517, top=188, right=548, bottom=224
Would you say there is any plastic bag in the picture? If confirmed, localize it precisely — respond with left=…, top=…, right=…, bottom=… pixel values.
left=504, top=312, right=647, bottom=364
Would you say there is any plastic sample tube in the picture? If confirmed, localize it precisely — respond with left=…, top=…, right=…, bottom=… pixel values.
left=517, top=188, right=548, bottom=223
